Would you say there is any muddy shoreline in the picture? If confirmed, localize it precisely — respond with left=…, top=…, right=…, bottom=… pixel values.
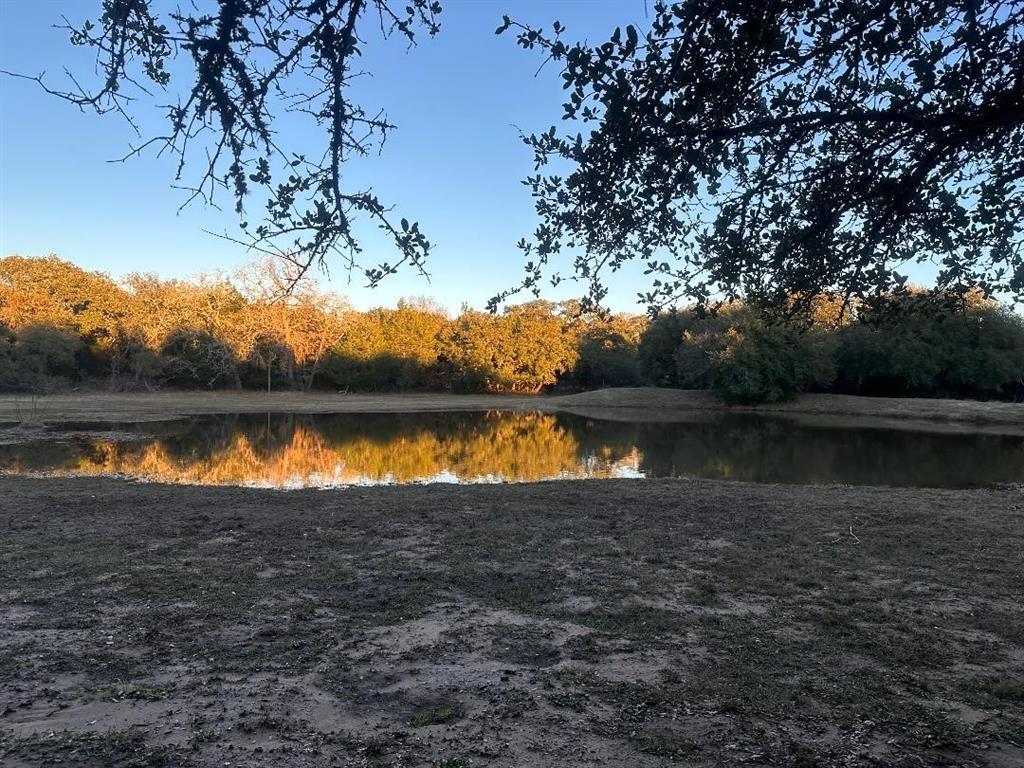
left=1, top=475, right=1022, bottom=766
left=1, top=387, right=1022, bottom=433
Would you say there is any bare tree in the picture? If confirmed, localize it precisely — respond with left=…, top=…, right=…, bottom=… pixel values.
left=6, top=0, right=441, bottom=287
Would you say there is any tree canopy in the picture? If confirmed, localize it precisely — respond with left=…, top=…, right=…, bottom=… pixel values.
left=496, top=0, right=1024, bottom=314
left=8, top=1, right=1024, bottom=313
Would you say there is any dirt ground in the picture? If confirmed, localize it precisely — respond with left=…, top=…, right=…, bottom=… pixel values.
left=1, top=387, right=1021, bottom=429
left=1, top=475, right=1022, bottom=767
left=0, top=391, right=553, bottom=425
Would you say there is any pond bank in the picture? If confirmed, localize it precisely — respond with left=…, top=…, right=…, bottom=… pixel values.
left=557, top=387, right=1024, bottom=431
left=1, top=387, right=1022, bottom=431
left=1, top=475, right=1021, bottom=766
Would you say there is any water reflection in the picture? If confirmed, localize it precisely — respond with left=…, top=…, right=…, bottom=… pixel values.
left=0, top=410, right=1021, bottom=488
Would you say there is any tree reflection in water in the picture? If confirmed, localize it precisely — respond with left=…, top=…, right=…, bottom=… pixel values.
left=1, top=411, right=1021, bottom=488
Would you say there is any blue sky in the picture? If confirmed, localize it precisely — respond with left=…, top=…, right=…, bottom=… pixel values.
left=0, top=0, right=660, bottom=313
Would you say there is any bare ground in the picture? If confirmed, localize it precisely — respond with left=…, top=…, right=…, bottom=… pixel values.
left=1, top=476, right=1022, bottom=767
left=0, top=391, right=553, bottom=425
left=1, top=388, right=1022, bottom=430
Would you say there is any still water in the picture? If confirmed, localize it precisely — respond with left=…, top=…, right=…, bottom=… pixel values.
left=1, top=411, right=1021, bottom=489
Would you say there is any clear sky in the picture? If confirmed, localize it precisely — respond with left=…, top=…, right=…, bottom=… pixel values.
left=0, top=0, right=664, bottom=313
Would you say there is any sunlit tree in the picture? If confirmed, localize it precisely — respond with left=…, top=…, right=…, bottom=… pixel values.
left=0, top=255, right=129, bottom=343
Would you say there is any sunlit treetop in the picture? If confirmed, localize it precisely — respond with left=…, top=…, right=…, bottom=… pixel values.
left=495, top=0, right=1024, bottom=316
left=7, top=0, right=441, bottom=288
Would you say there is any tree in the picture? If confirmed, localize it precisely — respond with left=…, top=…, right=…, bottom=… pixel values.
left=439, top=308, right=505, bottom=392
left=497, top=1, right=1024, bottom=315
left=160, top=329, right=240, bottom=389
left=671, top=306, right=836, bottom=404
left=835, top=291, right=1024, bottom=398
left=9, top=325, right=84, bottom=393
left=108, top=328, right=164, bottom=391
left=497, top=301, right=581, bottom=391
left=0, top=255, right=129, bottom=343
left=574, top=324, right=640, bottom=388
left=7, top=1, right=440, bottom=286
left=121, top=272, right=248, bottom=352
left=441, top=301, right=581, bottom=392
left=234, top=258, right=347, bottom=389
left=247, top=332, right=292, bottom=392
left=637, top=312, right=688, bottom=387
left=326, top=299, right=448, bottom=390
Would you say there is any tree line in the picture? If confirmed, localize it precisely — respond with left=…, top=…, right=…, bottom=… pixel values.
left=639, top=296, right=1024, bottom=403
left=1, top=255, right=1021, bottom=402
left=0, top=255, right=644, bottom=395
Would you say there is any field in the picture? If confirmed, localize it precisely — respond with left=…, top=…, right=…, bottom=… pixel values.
left=0, top=391, right=1022, bottom=767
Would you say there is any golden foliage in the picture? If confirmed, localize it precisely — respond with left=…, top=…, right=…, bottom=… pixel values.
left=28, top=413, right=641, bottom=487
left=1, top=255, right=647, bottom=392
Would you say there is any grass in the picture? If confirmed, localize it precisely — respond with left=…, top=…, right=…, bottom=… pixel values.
left=410, top=703, right=460, bottom=727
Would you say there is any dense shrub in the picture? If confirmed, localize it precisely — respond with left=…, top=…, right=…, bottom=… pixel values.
left=636, top=307, right=835, bottom=403
left=320, top=351, right=437, bottom=391
left=2, top=255, right=1021, bottom=402
left=672, top=307, right=835, bottom=404
left=0, top=325, right=17, bottom=390
left=2, top=325, right=84, bottom=392
left=572, top=327, right=639, bottom=388
left=160, top=329, right=239, bottom=389
left=939, top=309, right=1024, bottom=398
left=836, top=303, right=1024, bottom=399
left=108, top=329, right=164, bottom=391
left=637, top=313, right=687, bottom=387
left=446, top=365, right=492, bottom=394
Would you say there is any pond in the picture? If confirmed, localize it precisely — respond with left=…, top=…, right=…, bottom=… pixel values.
left=1, top=410, right=1021, bottom=489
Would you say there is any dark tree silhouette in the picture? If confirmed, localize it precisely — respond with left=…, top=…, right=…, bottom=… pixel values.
left=495, top=1, right=1024, bottom=314
left=6, top=0, right=441, bottom=286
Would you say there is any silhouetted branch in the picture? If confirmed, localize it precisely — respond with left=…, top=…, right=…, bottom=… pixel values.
left=5, top=0, right=443, bottom=290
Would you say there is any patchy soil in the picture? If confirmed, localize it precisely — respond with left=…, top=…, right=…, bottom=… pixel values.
left=1, top=388, right=1021, bottom=432
left=1, top=476, right=1022, bottom=766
